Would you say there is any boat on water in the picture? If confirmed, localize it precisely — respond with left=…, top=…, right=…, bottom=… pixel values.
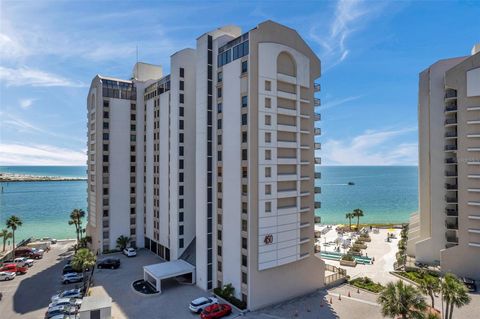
left=348, top=182, right=355, bottom=185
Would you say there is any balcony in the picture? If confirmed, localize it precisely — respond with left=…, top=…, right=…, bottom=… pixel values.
left=314, top=127, right=321, bottom=135
left=314, top=186, right=321, bottom=194
left=445, top=88, right=457, bottom=99
left=445, top=195, right=458, bottom=203
left=445, top=131, right=457, bottom=138
left=445, top=232, right=459, bottom=243
left=315, top=172, right=321, bottom=179
left=314, top=83, right=321, bottom=92
left=277, top=173, right=297, bottom=182
left=315, top=202, right=321, bottom=209
left=445, top=144, right=457, bottom=151
left=445, top=208, right=458, bottom=217
left=445, top=219, right=458, bottom=230
left=314, top=98, right=321, bottom=106
left=315, top=157, right=321, bottom=164
left=445, top=105, right=458, bottom=113
left=277, top=124, right=297, bottom=132
left=445, top=158, right=457, bottom=164
left=277, top=189, right=298, bottom=198
left=445, top=183, right=457, bottom=190
left=314, top=113, right=321, bottom=121
left=444, top=118, right=457, bottom=126
left=315, top=143, right=321, bottom=150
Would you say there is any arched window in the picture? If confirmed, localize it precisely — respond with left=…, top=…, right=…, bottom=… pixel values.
left=277, top=52, right=296, bottom=77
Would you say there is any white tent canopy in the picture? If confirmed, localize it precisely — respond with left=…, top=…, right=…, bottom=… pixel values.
left=143, top=260, right=195, bottom=293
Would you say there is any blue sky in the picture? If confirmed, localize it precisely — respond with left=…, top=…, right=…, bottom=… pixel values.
left=0, top=0, right=479, bottom=166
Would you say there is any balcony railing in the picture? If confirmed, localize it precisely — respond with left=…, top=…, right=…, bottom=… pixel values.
left=314, top=113, right=321, bottom=121
left=314, top=83, right=321, bottom=92
left=445, top=131, right=457, bottom=138
left=445, top=158, right=457, bottom=164
left=315, top=202, right=321, bottom=209
left=445, top=171, right=457, bottom=177
left=445, top=183, right=457, bottom=190
left=445, top=233, right=459, bottom=243
left=445, top=195, right=458, bottom=203
left=315, top=157, right=321, bottom=164
left=445, top=118, right=457, bottom=125
left=445, top=89, right=457, bottom=99
left=445, top=208, right=458, bottom=216
left=445, top=145, right=457, bottom=151
left=314, top=128, right=321, bottom=135
left=315, top=143, right=321, bottom=150
left=315, top=172, right=321, bottom=179
left=314, top=98, right=321, bottom=106
left=315, top=186, right=321, bottom=194
left=445, top=105, right=458, bottom=112
left=445, top=220, right=459, bottom=230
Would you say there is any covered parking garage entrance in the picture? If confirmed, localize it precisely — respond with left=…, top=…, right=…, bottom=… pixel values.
left=143, top=259, right=196, bottom=293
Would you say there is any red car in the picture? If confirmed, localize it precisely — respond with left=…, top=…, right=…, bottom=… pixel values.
left=0, top=263, right=28, bottom=275
left=200, top=304, right=232, bottom=319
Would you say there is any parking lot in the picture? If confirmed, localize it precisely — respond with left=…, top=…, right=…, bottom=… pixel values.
left=93, top=249, right=239, bottom=319
left=0, top=240, right=77, bottom=319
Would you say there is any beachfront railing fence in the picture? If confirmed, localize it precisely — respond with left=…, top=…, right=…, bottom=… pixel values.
left=324, top=264, right=347, bottom=286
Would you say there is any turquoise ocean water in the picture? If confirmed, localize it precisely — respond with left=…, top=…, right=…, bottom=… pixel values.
left=0, top=166, right=418, bottom=241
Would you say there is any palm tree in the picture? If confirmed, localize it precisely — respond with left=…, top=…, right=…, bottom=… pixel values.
left=68, top=209, right=86, bottom=244
left=345, top=213, right=354, bottom=230
left=6, top=215, right=23, bottom=255
left=0, top=229, right=13, bottom=251
left=419, top=274, right=440, bottom=309
left=378, top=280, right=427, bottom=319
left=116, top=235, right=131, bottom=251
left=71, top=248, right=96, bottom=292
left=441, top=273, right=471, bottom=319
left=353, top=208, right=364, bottom=231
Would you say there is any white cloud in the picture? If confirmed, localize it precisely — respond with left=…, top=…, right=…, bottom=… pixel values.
left=19, top=98, right=36, bottom=109
left=0, top=66, right=86, bottom=87
left=322, top=95, right=363, bottom=110
left=309, top=0, right=386, bottom=69
left=0, top=143, right=86, bottom=166
left=321, top=127, right=418, bottom=165
left=0, top=33, right=27, bottom=59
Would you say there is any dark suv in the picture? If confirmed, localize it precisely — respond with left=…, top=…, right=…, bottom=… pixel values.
left=462, top=277, right=477, bottom=292
left=97, top=258, right=120, bottom=269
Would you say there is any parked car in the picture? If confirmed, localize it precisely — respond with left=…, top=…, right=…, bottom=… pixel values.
left=51, top=289, right=83, bottom=302
left=62, top=265, right=76, bottom=275
left=0, top=271, right=16, bottom=281
left=462, top=277, right=477, bottom=292
left=62, top=273, right=83, bottom=284
left=48, top=298, right=82, bottom=309
left=200, top=304, right=232, bottom=319
left=123, top=247, right=137, bottom=257
left=189, top=297, right=219, bottom=313
left=48, top=315, right=78, bottom=319
left=97, top=258, right=120, bottom=269
left=13, top=257, right=34, bottom=267
left=0, top=263, right=28, bottom=275
left=45, top=305, right=77, bottom=319
left=15, top=247, right=43, bottom=259
left=41, top=237, right=58, bottom=244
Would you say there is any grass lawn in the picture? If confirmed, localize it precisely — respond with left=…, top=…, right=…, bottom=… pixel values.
left=349, top=277, right=385, bottom=293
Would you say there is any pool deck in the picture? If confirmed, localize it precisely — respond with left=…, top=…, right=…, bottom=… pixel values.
left=315, top=225, right=401, bottom=285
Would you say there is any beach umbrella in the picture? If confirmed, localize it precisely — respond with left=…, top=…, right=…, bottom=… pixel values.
left=387, top=228, right=395, bottom=232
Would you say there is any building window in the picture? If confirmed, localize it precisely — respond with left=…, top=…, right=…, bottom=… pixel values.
left=179, top=212, right=184, bottom=222
left=241, top=60, right=248, bottom=73
left=242, top=167, right=247, bottom=178
left=179, top=94, right=184, bottom=104
left=131, top=114, right=136, bottom=121
left=265, top=80, right=271, bottom=91
left=180, top=67, right=184, bottom=78
left=217, top=229, right=222, bottom=240
left=242, top=237, right=247, bottom=249
left=265, top=184, right=271, bottom=195
left=179, top=238, right=184, bottom=248
left=241, top=95, right=248, bottom=108
left=179, top=80, right=184, bottom=91
left=241, top=114, right=247, bottom=125
left=179, top=146, right=184, bottom=156
left=217, top=245, right=222, bottom=256
left=265, top=150, right=271, bottom=160
left=265, top=202, right=272, bottom=212
left=179, top=225, right=184, bottom=235
left=103, top=122, right=109, bottom=129
left=179, top=107, right=184, bottom=117
left=242, top=149, right=248, bottom=160
left=217, top=87, right=222, bottom=98
left=179, top=185, right=184, bottom=196
left=242, top=254, right=247, bottom=267
left=242, top=184, right=248, bottom=195
left=217, top=261, right=222, bottom=272
left=217, top=72, right=222, bottom=83
left=265, top=97, right=271, bottom=108
left=130, top=134, right=136, bottom=142
left=103, top=155, right=109, bottom=162
left=265, top=167, right=271, bottom=178
left=217, top=151, right=222, bottom=162
left=130, top=103, right=136, bottom=110
left=242, top=272, right=247, bottom=284
left=217, top=135, right=222, bottom=145
left=217, top=103, right=222, bottom=113
left=242, top=219, right=247, bottom=232
left=179, top=198, right=184, bottom=208
left=103, top=144, right=109, bottom=151
left=179, top=133, right=184, bottom=143
left=103, top=111, right=109, bottom=118
left=265, top=115, right=271, bottom=126
left=242, top=132, right=247, bottom=143
left=265, top=132, right=271, bottom=143
left=103, top=188, right=108, bottom=195
left=179, top=119, right=184, bottom=130
left=179, top=159, right=184, bottom=169
left=217, top=118, right=222, bottom=130
left=103, top=133, right=109, bottom=140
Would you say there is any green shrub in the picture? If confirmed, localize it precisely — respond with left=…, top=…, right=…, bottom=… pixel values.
left=342, top=254, right=355, bottom=261
left=213, top=284, right=247, bottom=310
left=350, top=277, right=384, bottom=293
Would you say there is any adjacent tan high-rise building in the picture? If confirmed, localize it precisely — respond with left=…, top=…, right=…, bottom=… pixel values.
left=408, top=45, right=480, bottom=278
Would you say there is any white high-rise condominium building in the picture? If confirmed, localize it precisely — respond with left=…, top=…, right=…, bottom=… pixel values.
left=408, top=44, right=480, bottom=278
left=87, top=20, right=324, bottom=310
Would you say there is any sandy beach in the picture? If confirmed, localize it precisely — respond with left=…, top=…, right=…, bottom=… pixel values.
left=0, top=172, right=87, bottom=182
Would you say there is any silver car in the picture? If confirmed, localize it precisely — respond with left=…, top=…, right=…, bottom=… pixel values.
left=0, top=271, right=16, bottom=281
left=61, top=273, right=83, bottom=284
